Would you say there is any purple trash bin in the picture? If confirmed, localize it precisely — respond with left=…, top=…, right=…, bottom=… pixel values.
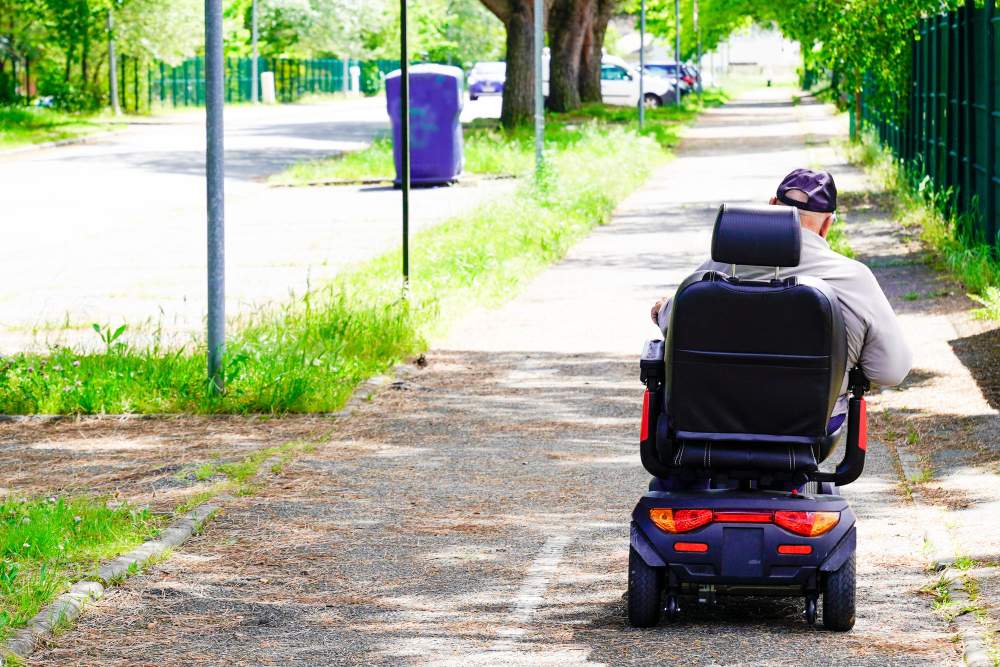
left=386, top=64, right=465, bottom=186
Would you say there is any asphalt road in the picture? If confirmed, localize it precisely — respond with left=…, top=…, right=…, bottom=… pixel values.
left=0, top=94, right=505, bottom=350
left=27, top=89, right=959, bottom=666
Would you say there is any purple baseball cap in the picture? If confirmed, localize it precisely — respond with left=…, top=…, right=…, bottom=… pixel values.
left=776, top=168, right=837, bottom=213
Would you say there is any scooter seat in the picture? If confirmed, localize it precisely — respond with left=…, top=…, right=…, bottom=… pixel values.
left=671, top=439, right=820, bottom=472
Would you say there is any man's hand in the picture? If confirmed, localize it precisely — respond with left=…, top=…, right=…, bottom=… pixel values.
left=651, top=297, right=670, bottom=324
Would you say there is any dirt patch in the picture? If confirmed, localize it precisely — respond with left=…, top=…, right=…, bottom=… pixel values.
left=0, top=415, right=338, bottom=511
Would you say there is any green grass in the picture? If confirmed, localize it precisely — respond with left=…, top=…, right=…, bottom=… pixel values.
left=840, top=129, right=1000, bottom=320
left=3, top=119, right=671, bottom=415
left=0, top=106, right=120, bottom=151
left=0, top=494, right=160, bottom=641
left=270, top=89, right=730, bottom=186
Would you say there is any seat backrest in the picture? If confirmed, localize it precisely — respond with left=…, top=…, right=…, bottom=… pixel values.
left=664, top=204, right=847, bottom=441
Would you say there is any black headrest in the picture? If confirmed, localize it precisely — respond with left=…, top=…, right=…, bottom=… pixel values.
left=711, top=204, right=801, bottom=268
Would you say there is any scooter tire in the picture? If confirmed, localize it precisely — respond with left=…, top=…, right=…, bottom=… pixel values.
left=628, top=546, right=662, bottom=628
left=823, top=552, right=856, bottom=631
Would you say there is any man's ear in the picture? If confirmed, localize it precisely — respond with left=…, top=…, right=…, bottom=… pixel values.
left=769, top=196, right=778, bottom=205
left=819, top=214, right=834, bottom=239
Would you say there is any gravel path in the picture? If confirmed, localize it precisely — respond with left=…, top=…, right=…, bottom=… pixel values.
left=26, top=89, right=959, bottom=665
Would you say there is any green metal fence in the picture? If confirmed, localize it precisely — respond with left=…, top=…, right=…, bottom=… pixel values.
left=117, top=57, right=403, bottom=113
left=860, top=1, right=999, bottom=252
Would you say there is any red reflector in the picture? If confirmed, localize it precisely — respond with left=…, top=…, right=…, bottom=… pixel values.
left=778, top=544, right=813, bottom=555
left=674, top=542, right=708, bottom=552
left=714, top=511, right=773, bottom=523
left=858, top=398, right=867, bottom=451
left=641, top=391, right=650, bottom=441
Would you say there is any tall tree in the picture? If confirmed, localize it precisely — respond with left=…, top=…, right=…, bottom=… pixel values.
left=546, top=0, right=590, bottom=111
left=578, top=0, right=617, bottom=103
left=481, top=0, right=547, bottom=127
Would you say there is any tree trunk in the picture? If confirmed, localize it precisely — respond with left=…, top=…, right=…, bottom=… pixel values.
left=482, top=0, right=538, bottom=128
left=853, top=87, right=861, bottom=137
left=547, top=0, right=590, bottom=112
left=81, top=13, right=90, bottom=86
left=579, top=0, right=615, bottom=103
left=65, top=41, right=75, bottom=82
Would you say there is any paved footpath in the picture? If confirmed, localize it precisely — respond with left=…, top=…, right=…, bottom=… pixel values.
left=30, top=89, right=959, bottom=665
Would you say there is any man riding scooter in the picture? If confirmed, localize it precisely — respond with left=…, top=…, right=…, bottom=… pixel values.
left=651, top=169, right=911, bottom=463
left=627, top=169, right=913, bottom=629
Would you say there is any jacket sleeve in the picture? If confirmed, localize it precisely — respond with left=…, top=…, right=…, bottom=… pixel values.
left=857, top=271, right=913, bottom=387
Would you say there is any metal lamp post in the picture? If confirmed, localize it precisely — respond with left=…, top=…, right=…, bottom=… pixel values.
left=639, top=0, right=645, bottom=128
left=206, top=0, right=226, bottom=392
left=534, top=0, right=544, bottom=175
left=674, top=0, right=681, bottom=107
left=401, top=0, right=410, bottom=283
left=251, top=0, right=259, bottom=104
left=695, top=0, right=702, bottom=104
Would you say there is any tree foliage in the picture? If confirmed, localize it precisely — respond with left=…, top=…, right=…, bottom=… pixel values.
left=0, top=0, right=503, bottom=109
left=627, top=0, right=963, bottom=123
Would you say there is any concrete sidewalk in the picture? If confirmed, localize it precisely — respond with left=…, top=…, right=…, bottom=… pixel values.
left=24, top=88, right=959, bottom=665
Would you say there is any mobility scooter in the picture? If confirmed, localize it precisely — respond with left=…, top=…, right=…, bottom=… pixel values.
left=629, top=204, right=870, bottom=631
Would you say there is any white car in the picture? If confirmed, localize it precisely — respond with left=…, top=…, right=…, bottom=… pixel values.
left=543, top=52, right=675, bottom=107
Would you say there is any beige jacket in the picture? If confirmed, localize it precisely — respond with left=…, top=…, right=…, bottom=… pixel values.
left=657, top=229, right=912, bottom=417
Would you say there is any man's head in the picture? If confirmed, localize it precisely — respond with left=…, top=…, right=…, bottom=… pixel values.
left=768, top=168, right=837, bottom=239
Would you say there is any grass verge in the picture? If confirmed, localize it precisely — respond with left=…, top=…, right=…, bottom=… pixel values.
left=0, top=107, right=120, bottom=151
left=3, top=108, right=697, bottom=414
left=0, top=494, right=160, bottom=641
left=839, top=129, right=1000, bottom=320
left=270, top=89, right=730, bottom=185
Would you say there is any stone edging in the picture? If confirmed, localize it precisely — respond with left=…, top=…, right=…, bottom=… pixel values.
left=0, top=503, right=220, bottom=666
left=894, top=436, right=993, bottom=667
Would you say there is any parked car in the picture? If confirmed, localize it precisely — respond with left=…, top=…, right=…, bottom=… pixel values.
left=542, top=53, right=676, bottom=108
left=468, top=61, right=505, bottom=100
left=641, top=62, right=697, bottom=95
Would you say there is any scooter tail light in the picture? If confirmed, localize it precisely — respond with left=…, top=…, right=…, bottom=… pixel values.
left=713, top=511, right=773, bottom=523
left=774, top=511, right=840, bottom=536
left=641, top=391, right=650, bottom=441
left=649, top=508, right=713, bottom=533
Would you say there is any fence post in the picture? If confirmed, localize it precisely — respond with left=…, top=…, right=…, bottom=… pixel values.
left=964, top=0, right=975, bottom=216
left=986, top=0, right=997, bottom=247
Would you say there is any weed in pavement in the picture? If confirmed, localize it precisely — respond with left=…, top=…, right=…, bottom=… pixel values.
left=0, top=495, right=160, bottom=641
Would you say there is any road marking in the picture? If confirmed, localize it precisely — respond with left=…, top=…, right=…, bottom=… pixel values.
left=493, top=534, right=573, bottom=646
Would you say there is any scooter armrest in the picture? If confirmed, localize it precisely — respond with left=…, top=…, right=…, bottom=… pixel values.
left=640, top=339, right=665, bottom=390
left=833, top=368, right=870, bottom=487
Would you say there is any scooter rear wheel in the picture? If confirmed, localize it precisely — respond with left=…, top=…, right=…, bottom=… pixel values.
left=823, top=552, right=856, bottom=631
left=628, top=546, right=662, bottom=627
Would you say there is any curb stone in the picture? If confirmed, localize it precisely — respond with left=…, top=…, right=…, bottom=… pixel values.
left=0, top=503, right=222, bottom=666
left=0, top=129, right=128, bottom=159
left=892, top=434, right=993, bottom=666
